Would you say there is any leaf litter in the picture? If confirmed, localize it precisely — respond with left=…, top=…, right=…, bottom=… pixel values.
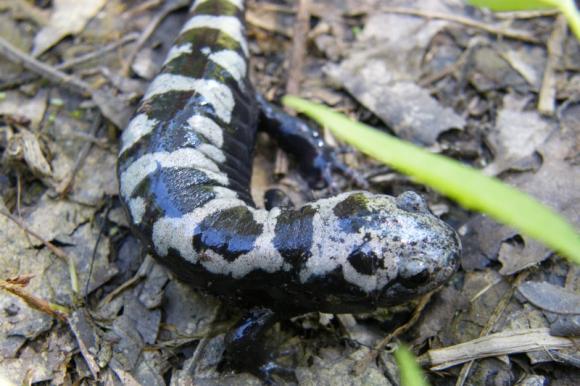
left=0, top=0, right=579, bottom=384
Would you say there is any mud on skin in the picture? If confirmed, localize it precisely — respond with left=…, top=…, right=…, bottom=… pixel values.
left=117, top=0, right=461, bottom=377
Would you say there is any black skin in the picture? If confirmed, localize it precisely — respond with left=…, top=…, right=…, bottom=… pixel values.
left=256, top=94, right=362, bottom=190
left=218, top=96, right=350, bottom=379
left=264, top=188, right=295, bottom=210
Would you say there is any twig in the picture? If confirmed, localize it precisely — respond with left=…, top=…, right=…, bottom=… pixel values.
left=99, top=274, right=145, bottom=307
left=1, top=0, right=50, bottom=26
left=538, top=15, right=567, bottom=115
left=246, top=10, right=293, bottom=37
left=0, top=36, right=92, bottom=95
left=123, top=0, right=164, bottom=19
left=84, top=202, right=111, bottom=300
left=274, top=0, right=311, bottom=178
left=0, top=33, right=139, bottom=91
left=58, top=33, right=140, bottom=70
left=493, top=9, right=560, bottom=20
left=419, top=328, right=578, bottom=370
left=16, top=172, right=33, bottom=246
left=55, top=113, right=102, bottom=197
left=121, top=0, right=189, bottom=76
left=251, top=3, right=294, bottom=15
left=0, top=209, right=79, bottom=295
left=0, top=37, right=130, bottom=127
left=0, top=277, right=68, bottom=321
left=190, top=337, right=211, bottom=373
left=97, top=255, right=154, bottom=307
left=455, top=271, right=529, bottom=386
left=378, top=6, right=541, bottom=44
left=286, top=0, right=309, bottom=96
left=418, top=39, right=477, bottom=87
left=565, top=264, right=578, bottom=289
left=352, top=292, right=434, bottom=375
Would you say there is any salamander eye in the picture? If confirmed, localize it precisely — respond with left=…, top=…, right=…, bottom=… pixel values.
left=348, top=246, right=379, bottom=276
left=399, top=260, right=430, bottom=288
left=395, top=191, right=429, bottom=214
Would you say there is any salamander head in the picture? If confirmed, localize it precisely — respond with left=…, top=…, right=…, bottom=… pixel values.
left=302, top=191, right=461, bottom=311
left=372, top=190, right=460, bottom=305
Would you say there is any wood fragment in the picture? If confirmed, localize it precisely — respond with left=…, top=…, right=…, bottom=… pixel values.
left=68, top=309, right=101, bottom=378
left=421, top=328, right=579, bottom=370
left=275, top=0, right=311, bottom=178
left=286, top=0, right=309, bottom=96
left=0, top=37, right=130, bottom=127
left=493, top=9, right=560, bottom=20
left=538, top=15, right=567, bottom=116
left=378, top=6, right=541, bottom=44
left=55, top=113, right=102, bottom=197
left=97, top=255, right=154, bottom=307
left=1, top=33, right=138, bottom=91
left=0, top=36, right=92, bottom=96
left=122, top=0, right=164, bottom=19
left=0, top=277, right=68, bottom=321
left=352, top=292, right=434, bottom=375
left=246, top=10, right=293, bottom=37
left=455, top=271, right=529, bottom=386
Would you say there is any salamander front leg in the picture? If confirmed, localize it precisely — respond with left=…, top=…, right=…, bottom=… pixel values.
left=256, top=94, right=367, bottom=190
left=220, top=307, right=296, bottom=383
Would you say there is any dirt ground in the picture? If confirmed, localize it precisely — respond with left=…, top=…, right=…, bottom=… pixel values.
left=0, top=0, right=579, bottom=385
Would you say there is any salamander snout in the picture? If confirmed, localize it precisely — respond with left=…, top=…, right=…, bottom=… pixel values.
left=378, top=194, right=462, bottom=303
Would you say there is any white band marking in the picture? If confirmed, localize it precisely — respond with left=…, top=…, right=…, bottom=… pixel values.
left=190, top=0, right=245, bottom=12
left=180, top=15, right=248, bottom=57
left=144, top=74, right=234, bottom=123
left=163, top=43, right=193, bottom=66
left=207, top=49, right=246, bottom=86
left=152, top=190, right=243, bottom=260
left=186, top=115, right=224, bottom=147
left=129, top=197, right=146, bottom=224
left=120, top=114, right=158, bottom=154
left=120, top=148, right=228, bottom=199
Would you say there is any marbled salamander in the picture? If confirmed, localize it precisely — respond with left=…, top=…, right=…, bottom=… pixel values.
left=118, top=0, right=461, bottom=373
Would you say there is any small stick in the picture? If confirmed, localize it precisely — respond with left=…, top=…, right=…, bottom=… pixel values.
left=97, top=255, right=154, bottom=307
left=246, top=10, right=293, bottom=37
left=0, top=210, right=79, bottom=295
left=121, top=0, right=189, bottom=76
left=55, top=113, right=102, bottom=197
left=274, top=0, right=311, bottom=178
left=352, top=292, right=434, bottom=375
left=16, top=172, right=33, bottom=246
left=0, top=37, right=129, bottom=127
left=0, top=36, right=92, bottom=96
left=286, top=0, right=309, bottom=96
left=378, top=6, right=541, bottom=44
left=538, top=15, right=567, bottom=115
left=123, top=0, right=164, bottom=19
left=493, top=9, right=560, bottom=20
left=0, top=33, right=138, bottom=91
left=454, top=271, right=529, bottom=386
left=419, top=45, right=472, bottom=87
left=57, top=33, right=140, bottom=71
left=84, top=203, right=112, bottom=301
left=420, top=328, right=578, bottom=370
left=0, top=277, right=68, bottom=321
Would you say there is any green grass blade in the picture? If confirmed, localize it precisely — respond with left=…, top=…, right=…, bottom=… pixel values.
left=467, top=0, right=580, bottom=41
left=283, top=96, right=580, bottom=264
left=467, top=0, right=556, bottom=11
left=395, top=345, right=430, bottom=386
